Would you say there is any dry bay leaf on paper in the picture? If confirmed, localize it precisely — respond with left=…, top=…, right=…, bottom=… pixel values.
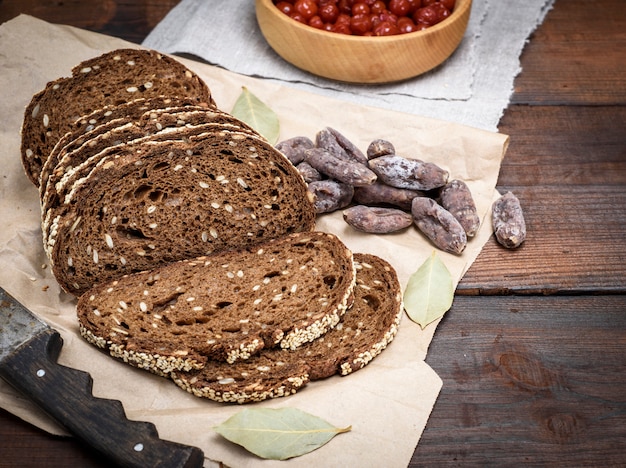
left=404, top=251, right=454, bottom=329
left=231, top=86, right=280, bottom=144
left=214, top=407, right=351, bottom=460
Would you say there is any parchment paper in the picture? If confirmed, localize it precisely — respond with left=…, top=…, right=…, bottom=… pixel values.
left=0, top=15, right=508, bottom=468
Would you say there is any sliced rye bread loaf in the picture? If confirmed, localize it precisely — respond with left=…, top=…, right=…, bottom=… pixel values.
left=21, top=48, right=214, bottom=186
left=40, top=122, right=261, bottom=260
left=170, top=253, right=403, bottom=403
left=40, top=122, right=261, bottom=255
left=40, top=106, right=260, bottom=219
left=39, top=97, right=214, bottom=191
left=76, top=231, right=356, bottom=373
left=46, top=128, right=316, bottom=295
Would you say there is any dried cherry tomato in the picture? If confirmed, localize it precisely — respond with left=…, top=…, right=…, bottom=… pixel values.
left=373, top=20, right=400, bottom=35
left=352, top=2, right=371, bottom=15
left=413, top=5, right=439, bottom=25
left=439, top=0, right=456, bottom=11
left=275, top=1, right=294, bottom=15
left=389, top=0, right=411, bottom=17
left=397, top=16, right=418, bottom=33
left=294, top=0, right=318, bottom=20
left=370, top=1, right=387, bottom=14
left=318, top=2, right=340, bottom=23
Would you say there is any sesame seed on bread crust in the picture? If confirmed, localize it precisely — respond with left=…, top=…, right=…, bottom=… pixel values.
left=76, top=231, right=356, bottom=373
left=21, top=48, right=214, bottom=186
left=170, top=253, right=403, bottom=404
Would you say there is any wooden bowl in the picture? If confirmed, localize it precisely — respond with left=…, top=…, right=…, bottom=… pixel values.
left=255, top=0, right=472, bottom=84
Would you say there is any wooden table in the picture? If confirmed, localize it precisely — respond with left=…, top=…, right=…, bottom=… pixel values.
left=1, top=0, right=625, bottom=466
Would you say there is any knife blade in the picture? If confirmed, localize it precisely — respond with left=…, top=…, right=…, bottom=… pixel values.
left=0, top=287, right=204, bottom=468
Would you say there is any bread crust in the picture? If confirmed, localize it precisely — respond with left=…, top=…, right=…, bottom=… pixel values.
left=21, top=48, right=214, bottom=186
left=77, top=232, right=356, bottom=372
left=170, top=253, right=403, bottom=404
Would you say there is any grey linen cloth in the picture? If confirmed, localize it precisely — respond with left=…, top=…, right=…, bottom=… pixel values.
left=143, top=0, right=555, bottom=131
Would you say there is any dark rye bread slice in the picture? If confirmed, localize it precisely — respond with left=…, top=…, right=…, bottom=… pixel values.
left=39, top=97, right=214, bottom=192
left=46, top=129, right=316, bottom=295
left=76, top=231, right=356, bottom=374
left=21, top=48, right=214, bottom=186
left=171, top=253, right=403, bottom=404
left=40, top=106, right=260, bottom=219
left=40, top=123, right=262, bottom=261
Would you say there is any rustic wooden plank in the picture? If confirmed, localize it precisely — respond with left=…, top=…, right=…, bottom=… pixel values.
left=512, top=0, right=626, bottom=105
left=497, top=106, right=626, bottom=187
left=412, top=295, right=626, bottom=467
left=0, top=0, right=180, bottom=44
left=0, top=409, right=109, bottom=467
left=459, top=185, right=626, bottom=294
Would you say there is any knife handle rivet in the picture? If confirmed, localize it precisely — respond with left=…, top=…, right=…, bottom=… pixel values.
left=133, top=443, right=144, bottom=452
left=36, top=369, right=46, bottom=378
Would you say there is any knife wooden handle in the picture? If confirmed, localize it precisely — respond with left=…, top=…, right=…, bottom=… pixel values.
left=0, top=328, right=204, bottom=468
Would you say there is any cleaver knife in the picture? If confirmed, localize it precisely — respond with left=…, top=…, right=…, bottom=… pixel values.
left=0, top=286, right=204, bottom=468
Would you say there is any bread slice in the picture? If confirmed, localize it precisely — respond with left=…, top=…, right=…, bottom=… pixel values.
left=39, top=97, right=215, bottom=192
left=77, top=231, right=356, bottom=374
left=40, top=105, right=260, bottom=222
left=171, top=253, right=403, bottom=403
left=45, top=128, right=316, bottom=295
left=21, top=48, right=214, bottom=186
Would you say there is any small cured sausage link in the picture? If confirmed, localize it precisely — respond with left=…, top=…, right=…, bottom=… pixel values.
left=439, top=179, right=480, bottom=237
left=411, top=197, right=467, bottom=254
left=275, top=136, right=315, bottom=165
left=492, top=191, right=526, bottom=248
left=305, top=148, right=377, bottom=187
left=366, top=139, right=395, bottom=160
left=343, top=205, right=413, bottom=234
left=353, top=181, right=423, bottom=211
left=308, top=180, right=354, bottom=214
left=324, top=127, right=369, bottom=165
left=296, top=161, right=322, bottom=183
left=369, top=155, right=449, bottom=191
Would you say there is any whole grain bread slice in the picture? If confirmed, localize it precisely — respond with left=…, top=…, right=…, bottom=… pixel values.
left=46, top=128, right=316, bottom=295
left=77, top=231, right=355, bottom=374
left=170, top=253, right=403, bottom=403
left=40, top=107, right=260, bottom=221
left=21, top=48, right=214, bottom=186
left=39, top=97, right=214, bottom=192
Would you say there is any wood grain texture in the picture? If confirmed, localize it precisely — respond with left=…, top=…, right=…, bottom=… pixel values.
left=0, top=0, right=624, bottom=466
left=414, top=295, right=626, bottom=466
left=511, top=0, right=626, bottom=105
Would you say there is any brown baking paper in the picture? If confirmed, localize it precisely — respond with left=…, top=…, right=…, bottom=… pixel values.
left=0, top=15, right=509, bottom=468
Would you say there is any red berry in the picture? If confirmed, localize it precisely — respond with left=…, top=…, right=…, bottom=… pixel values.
left=294, top=0, right=318, bottom=20
left=389, top=0, right=410, bottom=17
left=275, top=1, right=294, bottom=15
left=318, top=2, right=340, bottom=23
left=350, top=13, right=373, bottom=35
left=373, top=20, right=400, bottom=36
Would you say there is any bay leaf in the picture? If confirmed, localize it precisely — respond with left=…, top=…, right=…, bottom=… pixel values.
left=404, top=251, right=454, bottom=329
left=231, top=86, right=280, bottom=144
left=214, top=407, right=351, bottom=460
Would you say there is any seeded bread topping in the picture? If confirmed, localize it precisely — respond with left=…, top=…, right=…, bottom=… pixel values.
left=40, top=111, right=260, bottom=238
left=21, top=48, right=214, bottom=186
left=39, top=97, right=215, bottom=192
left=170, top=253, right=403, bottom=403
left=77, top=231, right=356, bottom=372
left=46, top=128, right=316, bottom=295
